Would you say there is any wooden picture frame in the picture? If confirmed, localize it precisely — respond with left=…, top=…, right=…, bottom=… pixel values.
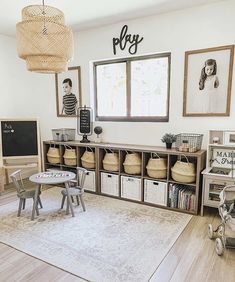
left=183, top=45, right=234, bottom=116
left=55, top=66, right=82, bottom=117
left=224, top=131, right=235, bottom=146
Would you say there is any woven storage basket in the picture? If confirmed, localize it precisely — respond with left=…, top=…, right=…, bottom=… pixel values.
left=16, top=5, right=73, bottom=73
left=0, top=167, right=4, bottom=193
left=47, top=147, right=60, bottom=164
left=103, top=150, right=119, bottom=172
left=81, top=149, right=95, bottom=169
left=123, top=152, right=141, bottom=174
left=146, top=153, right=167, bottom=179
left=63, top=147, right=77, bottom=166
left=171, top=155, right=196, bottom=183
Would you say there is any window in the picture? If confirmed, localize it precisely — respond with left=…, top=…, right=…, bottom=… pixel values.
left=94, top=53, right=170, bottom=122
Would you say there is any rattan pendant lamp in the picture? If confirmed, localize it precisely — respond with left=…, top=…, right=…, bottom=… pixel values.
left=16, top=0, right=74, bottom=73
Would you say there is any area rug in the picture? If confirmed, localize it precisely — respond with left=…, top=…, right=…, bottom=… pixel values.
left=0, top=187, right=192, bottom=282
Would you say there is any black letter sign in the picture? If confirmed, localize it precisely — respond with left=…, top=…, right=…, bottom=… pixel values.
left=112, top=25, right=144, bottom=55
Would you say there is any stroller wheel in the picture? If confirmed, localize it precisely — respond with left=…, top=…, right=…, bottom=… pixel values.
left=208, top=224, right=216, bottom=239
left=215, top=238, right=224, bottom=256
left=218, top=225, right=225, bottom=237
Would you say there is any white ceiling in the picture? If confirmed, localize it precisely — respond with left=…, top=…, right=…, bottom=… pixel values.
left=1, top=0, right=224, bottom=36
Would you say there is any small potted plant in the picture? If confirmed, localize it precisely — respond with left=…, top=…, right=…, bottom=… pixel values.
left=161, top=133, right=176, bottom=149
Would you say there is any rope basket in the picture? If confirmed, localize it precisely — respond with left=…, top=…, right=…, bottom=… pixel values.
left=146, top=153, right=167, bottom=179
left=123, top=152, right=141, bottom=175
left=103, top=149, right=119, bottom=172
left=81, top=148, right=95, bottom=169
left=63, top=146, right=77, bottom=166
left=47, top=147, right=60, bottom=164
left=16, top=5, right=73, bottom=73
left=171, top=155, right=196, bottom=183
left=0, top=167, right=4, bottom=193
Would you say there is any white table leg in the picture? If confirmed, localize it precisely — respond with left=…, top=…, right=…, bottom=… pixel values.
left=65, top=182, right=74, bottom=217
left=31, top=184, right=40, bottom=220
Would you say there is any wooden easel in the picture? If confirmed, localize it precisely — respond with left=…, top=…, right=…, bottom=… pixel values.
left=0, top=118, right=41, bottom=194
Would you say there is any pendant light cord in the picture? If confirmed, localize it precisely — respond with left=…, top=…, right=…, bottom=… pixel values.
left=42, top=0, right=47, bottom=35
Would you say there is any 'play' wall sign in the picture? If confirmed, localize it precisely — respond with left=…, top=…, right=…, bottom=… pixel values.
left=112, top=25, right=144, bottom=55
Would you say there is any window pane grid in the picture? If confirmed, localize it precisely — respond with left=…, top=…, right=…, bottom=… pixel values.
left=96, top=63, right=127, bottom=117
left=94, top=54, right=170, bottom=121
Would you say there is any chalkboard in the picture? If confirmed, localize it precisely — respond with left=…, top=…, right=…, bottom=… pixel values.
left=79, top=109, right=91, bottom=134
left=1, top=121, right=38, bottom=157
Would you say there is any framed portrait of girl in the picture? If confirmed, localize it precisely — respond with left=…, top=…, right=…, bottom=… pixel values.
left=183, top=45, right=234, bottom=116
left=55, top=66, right=82, bottom=117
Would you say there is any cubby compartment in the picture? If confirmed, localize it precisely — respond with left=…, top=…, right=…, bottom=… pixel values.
left=121, top=176, right=141, bottom=201
left=169, top=154, right=197, bottom=185
left=44, top=163, right=61, bottom=171
left=168, top=183, right=196, bottom=212
left=44, top=143, right=61, bottom=165
left=80, top=170, right=96, bottom=192
left=143, top=152, right=168, bottom=180
left=120, top=150, right=142, bottom=176
left=144, top=179, right=167, bottom=206
left=99, top=148, right=119, bottom=173
left=101, top=172, right=119, bottom=196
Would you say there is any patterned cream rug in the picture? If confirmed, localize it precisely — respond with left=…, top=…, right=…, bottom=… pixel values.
left=0, top=187, right=192, bottom=282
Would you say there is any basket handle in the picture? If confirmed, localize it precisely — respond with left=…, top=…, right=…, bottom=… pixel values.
left=64, top=144, right=72, bottom=150
left=151, top=152, right=160, bottom=159
left=179, top=154, right=189, bottom=164
left=104, top=148, right=113, bottom=153
left=125, top=150, right=135, bottom=155
left=50, top=142, right=56, bottom=148
left=86, top=147, right=93, bottom=152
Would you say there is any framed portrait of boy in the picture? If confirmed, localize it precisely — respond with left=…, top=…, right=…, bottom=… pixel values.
left=55, top=66, right=82, bottom=117
left=183, top=45, right=234, bottom=117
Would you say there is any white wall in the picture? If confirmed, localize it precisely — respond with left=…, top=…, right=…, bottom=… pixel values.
left=72, top=0, right=235, bottom=148
left=1, top=0, right=235, bottom=150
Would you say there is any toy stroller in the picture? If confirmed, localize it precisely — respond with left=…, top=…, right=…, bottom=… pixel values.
left=208, top=185, right=235, bottom=255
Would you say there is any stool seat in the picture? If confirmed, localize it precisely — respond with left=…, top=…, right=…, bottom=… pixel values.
left=61, top=187, right=82, bottom=196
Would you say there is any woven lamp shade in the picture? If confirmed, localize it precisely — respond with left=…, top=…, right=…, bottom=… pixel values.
left=16, top=5, right=74, bottom=73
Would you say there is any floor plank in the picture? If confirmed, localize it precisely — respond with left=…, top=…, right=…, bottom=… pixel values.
left=1, top=184, right=235, bottom=282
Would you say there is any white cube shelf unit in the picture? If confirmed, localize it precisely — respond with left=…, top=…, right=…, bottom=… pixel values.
left=43, top=141, right=206, bottom=215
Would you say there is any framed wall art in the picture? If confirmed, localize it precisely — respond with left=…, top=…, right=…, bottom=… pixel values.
left=55, top=66, right=82, bottom=117
left=183, top=45, right=234, bottom=116
left=224, top=131, right=235, bottom=146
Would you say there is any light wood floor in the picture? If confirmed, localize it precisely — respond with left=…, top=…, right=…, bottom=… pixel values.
left=0, top=185, right=235, bottom=282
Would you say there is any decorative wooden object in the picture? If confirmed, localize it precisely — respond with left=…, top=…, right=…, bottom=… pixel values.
left=16, top=4, right=73, bottom=73
left=0, top=119, right=41, bottom=191
left=43, top=141, right=206, bottom=215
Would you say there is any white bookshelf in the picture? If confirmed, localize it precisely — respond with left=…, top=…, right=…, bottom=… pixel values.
left=201, top=130, right=235, bottom=215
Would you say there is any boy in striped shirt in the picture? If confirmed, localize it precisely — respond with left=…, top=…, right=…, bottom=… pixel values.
left=61, top=78, right=78, bottom=115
